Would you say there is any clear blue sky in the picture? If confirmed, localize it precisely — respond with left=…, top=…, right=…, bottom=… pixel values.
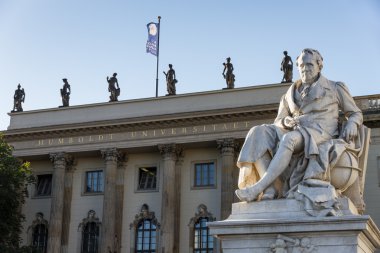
left=1, top=0, right=379, bottom=131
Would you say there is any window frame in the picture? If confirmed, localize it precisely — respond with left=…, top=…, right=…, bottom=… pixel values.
left=84, top=170, right=104, bottom=195
left=27, top=212, right=49, bottom=253
left=32, top=223, right=48, bottom=253
left=188, top=204, right=216, bottom=253
left=135, top=164, right=160, bottom=193
left=78, top=210, right=101, bottom=253
left=130, top=204, right=160, bottom=253
left=33, top=173, right=53, bottom=198
left=191, top=160, right=217, bottom=190
left=135, top=218, right=157, bottom=253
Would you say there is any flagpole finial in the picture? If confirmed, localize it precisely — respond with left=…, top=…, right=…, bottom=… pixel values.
left=158, top=16, right=161, bottom=20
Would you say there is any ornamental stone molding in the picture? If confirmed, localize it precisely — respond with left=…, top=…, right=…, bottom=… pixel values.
left=129, top=204, right=160, bottom=230
left=269, top=234, right=317, bottom=253
left=100, top=148, right=122, bottom=162
left=176, top=146, right=184, bottom=164
left=188, top=204, right=216, bottom=227
left=27, top=212, right=49, bottom=233
left=216, top=138, right=239, bottom=155
left=49, top=152, right=73, bottom=168
left=158, top=143, right=178, bottom=160
left=78, top=210, right=101, bottom=232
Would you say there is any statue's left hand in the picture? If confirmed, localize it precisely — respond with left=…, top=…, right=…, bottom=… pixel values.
left=343, top=121, right=358, bottom=142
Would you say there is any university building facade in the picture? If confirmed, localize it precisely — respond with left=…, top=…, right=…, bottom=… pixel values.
left=4, top=83, right=380, bottom=253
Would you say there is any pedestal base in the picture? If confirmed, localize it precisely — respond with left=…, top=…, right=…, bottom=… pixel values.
left=208, top=199, right=380, bottom=253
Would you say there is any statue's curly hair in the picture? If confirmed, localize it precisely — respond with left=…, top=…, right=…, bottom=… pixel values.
left=296, top=48, right=324, bottom=70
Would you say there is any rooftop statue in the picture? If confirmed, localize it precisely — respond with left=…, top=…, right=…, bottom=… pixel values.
left=60, top=78, right=71, bottom=107
left=222, top=57, right=235, bottom=89
left=281, top=51, right=293, bottom=83
left=107, top=73, right=120, bottom=102
left=163, top=64, right=177, bottom=95
left=12, top=84, right=25, bottom=112
left=236, top=48, right=368, bottom=216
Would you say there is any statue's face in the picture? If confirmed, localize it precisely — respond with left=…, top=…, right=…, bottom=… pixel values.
left=297, top=54, right=320, bottom=84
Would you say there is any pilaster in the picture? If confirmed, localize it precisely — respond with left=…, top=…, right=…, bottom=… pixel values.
left=115, top=154, right=127, bottom=253
left=61, top=158, right=75, bottom=253
left=174, top=148, right=184, bottom=253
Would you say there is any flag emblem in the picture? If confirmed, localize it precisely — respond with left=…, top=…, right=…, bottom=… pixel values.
left=146, top=22, right=159, bottom=56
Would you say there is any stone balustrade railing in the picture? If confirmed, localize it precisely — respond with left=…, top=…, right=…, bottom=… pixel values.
left=355, top=95, right=380, bottom=111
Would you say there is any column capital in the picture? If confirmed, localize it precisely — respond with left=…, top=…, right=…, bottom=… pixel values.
left=100, top=148, right=123, bottom=163
left=49, top=152, right=73, bottom=168
left=158, top=143, right=178, bottom=160
left=175, top=147, right=185, bottom=165
left=216, top=138, right=239, bottom=155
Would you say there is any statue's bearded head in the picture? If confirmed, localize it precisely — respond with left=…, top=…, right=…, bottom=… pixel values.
left=296, top=48, right=323, bottom=85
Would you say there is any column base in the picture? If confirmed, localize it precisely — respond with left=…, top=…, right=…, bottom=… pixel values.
left=208, top=198, right=380, bottom=253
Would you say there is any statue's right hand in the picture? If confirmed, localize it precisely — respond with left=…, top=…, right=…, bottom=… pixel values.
left=283, top=116, right=297, bottom=129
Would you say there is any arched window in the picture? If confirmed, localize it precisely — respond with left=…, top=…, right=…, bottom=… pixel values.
left=130, top=204, right=160, bottom=253
left=189, top=204, right=216, bottom=253
left=136, top=218, right=157, bottom=252
left=27, top=212, right=48, bottom=253
left=78, top=210, right=101, bottom=253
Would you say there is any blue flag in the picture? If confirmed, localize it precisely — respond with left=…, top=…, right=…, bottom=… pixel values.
left=146, top=22, right=159, bottom=56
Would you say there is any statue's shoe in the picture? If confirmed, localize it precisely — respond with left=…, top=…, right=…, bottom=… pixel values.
left=304, top=158, right=325, bottom=179
left=261, top=186, right=276, bottom=200
left=235, top=186, right=262, bottom=202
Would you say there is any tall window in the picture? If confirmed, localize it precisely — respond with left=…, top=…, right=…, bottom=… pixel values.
left=194, top=162, right=215, bottom=187
left=28, top=212, right=48, bottom=253
left=36, top=174, right=52, bottom=196
left=130, top=204, right=160, bottom=253
left=33, top=224, right=48, bottom=253
left=136, top=219, right=157, bottom=252
left=189, top=204, right=215, bottom=253
left=86, top=170, right=104, bottom=193
left=138, top=167, right=157, bottom=190
left=194, top=217, right=213, bottom=253
left=79, top=210, right=101, bottom=253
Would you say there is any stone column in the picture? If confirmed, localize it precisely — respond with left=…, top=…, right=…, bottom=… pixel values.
left=158, top=144, right=179, bottom=253
left=100, top=148, right=121, bottom=253
left=115, top=154, right=127, bottom=253
left=61, top=159, right=75, bottom=253
left=217, top=138, right=239, bottom=220
left=47, top=152, right=72, bottom=253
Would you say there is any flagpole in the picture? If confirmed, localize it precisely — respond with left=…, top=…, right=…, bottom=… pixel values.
left=155, top=16, right=161, bottom=98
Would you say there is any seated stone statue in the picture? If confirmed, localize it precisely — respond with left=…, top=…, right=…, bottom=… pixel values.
left=236, top=48, right=366, bottom=216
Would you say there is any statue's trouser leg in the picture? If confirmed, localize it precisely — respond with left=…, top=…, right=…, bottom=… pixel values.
left=254, top=153, right=278, bottom=199
left=254, top=131, right=304, bottom=196
left=237, top=131, right=304, bottom=201
left=238, top=153, right=271, bottom=190
left=237, top=125, right=277, bottom=189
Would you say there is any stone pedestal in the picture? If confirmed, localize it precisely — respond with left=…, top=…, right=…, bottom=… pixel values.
left=208, top=199, right=380, bottom=253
